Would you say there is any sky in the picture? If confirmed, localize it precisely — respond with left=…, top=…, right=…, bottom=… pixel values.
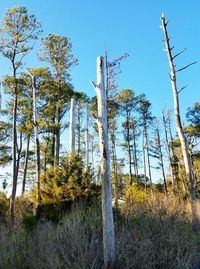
left=0, top=0, right=200, bottom=188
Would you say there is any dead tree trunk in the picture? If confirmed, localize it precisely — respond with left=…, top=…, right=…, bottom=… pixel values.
left=69, top=97, right=76, bottom=158
left=92, top=56, right=116, bottom=269
left=161, top=14, right=198, bottom=226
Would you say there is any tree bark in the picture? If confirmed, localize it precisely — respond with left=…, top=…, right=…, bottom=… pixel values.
left=69, top=97, right=76, bottom=158
left=22, top=134, right=30, bottom=194
left=92, top=56, right=116, bottom=269
left=161, top=15, right=198, bottom=226
left=55, top=108, right=61, bottom=166
left=142, top=129, right=147, bottom=191
left=145, top=126, right=153, bottom=189
left=126, top=115, right=133, bottom=185
left=162, top=111, right=176, bottom=191
left=132, top=127, right=139, bottom=185
left=85, top=104, right=89, bottom=170
left=156, top=125, right=167, bottom=193
left=10, top=89, right=18, bottom=223
left=32, top=75, right=41, bottom=203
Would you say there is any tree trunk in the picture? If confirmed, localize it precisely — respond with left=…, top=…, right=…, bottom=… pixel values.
left=142, top=129, right=147, bottom=191
left=92, top=56, right=116, bottom=269
left=132, top=129, right=139, bottom=185
left=69, top=97, right=76, bottom=158
left=22, top=134, right=30, bottom=194
left=32, top=75, right=41, bottom=203
left=161, top=15, right=198, bottom=227
left=156, top=125, right=168, bottom=194
left=77, top=104, right=81, bottom=155
left=145, top=126, right=153, bottom=189
left=16, top=132, right=23, bottom=183
left=126, top=114, right=133, bottom=185
left=55, top=108, right=61, bottom=166
left=162, top=111, right=176, bottom=191
left=85, top=104, right=89, bottom=170
left=10, top=91, right=18, bottom=223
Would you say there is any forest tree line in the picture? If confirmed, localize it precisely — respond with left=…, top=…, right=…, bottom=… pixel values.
left=0, top=6, right=200, bottom=269
left=0, top=7, right=199, bottom=217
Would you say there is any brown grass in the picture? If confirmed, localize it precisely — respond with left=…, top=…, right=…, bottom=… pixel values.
left=0, top=195, right=199, bottom=269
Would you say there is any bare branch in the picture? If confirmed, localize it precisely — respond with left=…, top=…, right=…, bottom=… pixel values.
left=91, top=81, right=97, bottom=89
left=172, top=48, right=187, bottom=60
left=178, top=85, right=187, bottom=94
left=176, top=62, right=197, bottom=73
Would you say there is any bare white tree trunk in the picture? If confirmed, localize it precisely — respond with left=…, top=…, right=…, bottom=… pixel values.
left=32, top=75, right=41, bottom=203
left=92, top=56, right=116, bottom=269
left=85, top=104, right=89, bottom=170
left=161, top=15, right=198, bottom=226
left=69, top=97, right=76, bottom=158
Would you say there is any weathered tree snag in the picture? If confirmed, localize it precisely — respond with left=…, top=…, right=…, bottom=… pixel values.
left=92, top=56, right=116, bottom=269
left=69, top=97, right=76, bottom=158
left=161, top=14, right=199, bottom=227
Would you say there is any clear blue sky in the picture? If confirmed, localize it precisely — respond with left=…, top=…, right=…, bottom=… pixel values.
left=0, top=0, right=199, bottom=121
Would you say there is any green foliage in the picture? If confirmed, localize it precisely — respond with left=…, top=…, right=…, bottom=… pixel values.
left=39, top=33, right=78, bottom=80
left=124, top=183, right=147, bottom=204
left=0, top=192, right=9, bottom=222
left=30, top=155, right=94, bottom=203
left=0, top=6, right=42, bottom=70
left=0, top=121, right=12, bottom=166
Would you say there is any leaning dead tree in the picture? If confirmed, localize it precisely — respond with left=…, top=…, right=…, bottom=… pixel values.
left=69, top=97, right=76, bottom=158
left=92, top=56, right=116, bottom=269
left=161, top=14, right=199, bottom=226
left=27, top=69, right=41, bottom=203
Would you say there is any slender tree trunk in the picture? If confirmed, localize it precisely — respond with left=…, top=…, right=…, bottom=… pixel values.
left=142, top=129, right=147, bottom=191
left=16, top=132, right=23, bottom=182
left=22, top=134, right=30, bottom=194
left=91, top=138, right=95, bottom=177
left=92, top=56, right=116, bottom=269
left=10, top=89, right=18, bottom=222
left=31, top=75, right=41, bottom=203
left=162, top=112, right=176, bottom=191
left=161, top=15, right=198, bottom=226
left=156, top=126, right=167, bottom=194
left=126, top=114, right=133, bottom=185
left=77, top=104, right=81, bottom=155
left=145, top=127, right=153, bottom=189
left=69, top=97, right=76, bottom=158
left=132, top=130, right=139, bottom=184
left=55, top=108, right=61, bottom=167
left=85, top=104, right=89, bottom=170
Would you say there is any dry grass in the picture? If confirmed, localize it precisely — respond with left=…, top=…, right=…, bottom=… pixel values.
left=0, top=195, right=200, bottom=269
